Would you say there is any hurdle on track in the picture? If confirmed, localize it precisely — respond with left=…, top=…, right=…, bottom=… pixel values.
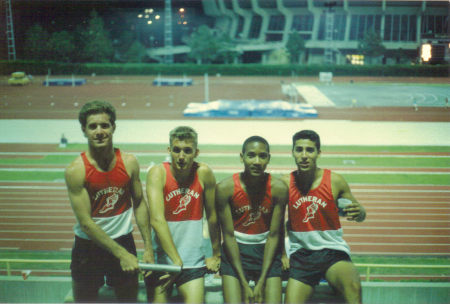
left=153, top=73, right=193, bottom=87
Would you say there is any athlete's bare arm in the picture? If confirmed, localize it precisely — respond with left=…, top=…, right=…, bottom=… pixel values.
left=254, top=177, right=288, bottom=302
left=280, top=174, right=291, bottom=270
left=331, top=171, right=366, bottom=222
left=215, top=178, right=254, bottom=302
left=198, top=163, right=221, bottom=273
left=123, top=153, right=154, bottom=270
left=146, top=164, right=183, bottom=266
left=65, top=157, right=139, bottom=273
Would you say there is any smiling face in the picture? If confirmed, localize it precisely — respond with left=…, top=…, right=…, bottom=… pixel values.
left=168, top=139, right=199, bottom=173
left=82, top=112, right=115, bottom=149
left=241, top=141, right=270, bottom=177
left=292, top=139, right=320, bottom=173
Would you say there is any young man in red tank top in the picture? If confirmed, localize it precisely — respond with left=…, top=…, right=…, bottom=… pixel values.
left=145, top=126, right=221, bottom=303
left=282, top=130, right=366, bottom=304
left=65, top=101, right=154, bottom=302
left=216, top=136, right=288, bottom=304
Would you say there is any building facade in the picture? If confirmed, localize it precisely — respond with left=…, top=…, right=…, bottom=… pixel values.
left=201, top=0, right=449, bottom=64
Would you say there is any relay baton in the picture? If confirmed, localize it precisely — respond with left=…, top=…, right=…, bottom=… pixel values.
left=138, top=262, right=182, bottom=273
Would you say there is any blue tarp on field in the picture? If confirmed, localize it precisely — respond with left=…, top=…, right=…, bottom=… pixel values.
left=183, top=99, right=318, bottom=118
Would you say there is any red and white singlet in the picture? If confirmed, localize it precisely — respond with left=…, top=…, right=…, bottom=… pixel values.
left=287, top=169, right=350, bottom=255
left=74, top=149, right=134, bottom=240
left=154, top=162, right=205, bottom=268
left=230, top=173, right=273, bottom=244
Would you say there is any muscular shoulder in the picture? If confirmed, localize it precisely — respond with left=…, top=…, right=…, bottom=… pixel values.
left=271, top=176, right=289, bottom=199
left=121, top=151, right=139, bottom=168
left=147, top=163, right=166, bottom=179
left=120, top=151, right=140, bottom=176
left=216, top=175, right=234, bottom=197
left=65, top=156, right=85, bottom=188
left=330, top=170, right=350, bottom=192
left=196, top=162, right=215, bottom=186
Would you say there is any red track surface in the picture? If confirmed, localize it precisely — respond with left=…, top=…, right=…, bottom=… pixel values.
left=0, top=75, right=449, bottom=262
left=0, top=173, right=449, bottom=256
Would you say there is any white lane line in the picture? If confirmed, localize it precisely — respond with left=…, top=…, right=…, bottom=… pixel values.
left=1, top=151, right=449, bottom=158
left=0, top=238, right=73, bottom=242
left=348, top=242, right=449, bottom=246
left=0, top=198, right=67, bottom=201
left=1, top=168, right=449, bottom=175
left=0, top=215, right=74, bottom=219
left=1, top=209, right=73, bottom=213
left=363, top=207, right=450, bottom=210
left=0, top=222, right=74, bottom=226
left=345, top=234, right=450, bottom=238
left=0, top=230, right=72, bottom=233
left=351, top=252, right=449, bottom=256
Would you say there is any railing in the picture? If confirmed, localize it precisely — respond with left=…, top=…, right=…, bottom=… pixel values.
left=1, top=259, right=449, bottom=282
left=356, top=263, right=450, bottom=282
left=0, top=259, right=70, bottom=276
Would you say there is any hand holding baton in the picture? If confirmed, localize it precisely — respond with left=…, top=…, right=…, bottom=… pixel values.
left=138, top=262, right=182, bottom=273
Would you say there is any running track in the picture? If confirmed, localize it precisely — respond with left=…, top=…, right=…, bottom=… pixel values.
left=0, top=153, right=449, bottom=256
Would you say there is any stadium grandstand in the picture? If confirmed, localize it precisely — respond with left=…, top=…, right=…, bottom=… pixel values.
left=202, top=0, right=449, bottom=64
left=147, top=0, right=449, bottom=65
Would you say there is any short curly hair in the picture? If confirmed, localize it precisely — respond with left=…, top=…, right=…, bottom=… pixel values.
left=292, top=130, right=321, bottom=152
left=78, top=100, right=116, bottom=128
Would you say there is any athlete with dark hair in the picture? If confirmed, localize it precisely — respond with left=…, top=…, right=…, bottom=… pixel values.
left=65, top=100, right=153, bottom=302
left=283, top=130, right=366, bottom=304
left=216, top=135, right=288, bottom=303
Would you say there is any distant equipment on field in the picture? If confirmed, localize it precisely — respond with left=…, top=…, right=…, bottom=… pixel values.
left=8, top=72, right=30, bottom=86
left=43, top=74, right=86, bottom=86
left=183, top=99, right=318, bottom=118
left=153, top=74, right=193, bottom=86
left=319, top=72, right=333, bottom=84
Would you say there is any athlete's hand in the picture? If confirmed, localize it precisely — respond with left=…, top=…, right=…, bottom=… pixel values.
left=141, top=249, right=155, bottom=278
left=119, top=251, right=139, bottom=273
left=281, top=253, right=290, bottom=271
left=205, top=255, right=221, bottom=273
left=241, top=282, right=254, bottom=304
left=345, top=203, right=366, bottom=222
left=253, top=280, right=265, bottom=303
left=158, top=272, right=179, bottom=292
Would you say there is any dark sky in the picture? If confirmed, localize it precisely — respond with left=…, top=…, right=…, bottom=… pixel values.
left=5, top=0, right=208, bottom=54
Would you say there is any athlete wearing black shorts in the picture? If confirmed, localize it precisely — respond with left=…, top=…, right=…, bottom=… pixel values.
left=220, top=242, right=282, bottom=282
left=71, top=233, right=137, bottom=289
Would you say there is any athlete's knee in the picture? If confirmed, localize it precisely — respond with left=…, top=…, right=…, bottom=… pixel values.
left=341, top=279, right=362, bottom=302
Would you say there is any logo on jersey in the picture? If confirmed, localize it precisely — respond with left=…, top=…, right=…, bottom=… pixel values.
left=99, top=193, right=119, bottom=214
left=243, top=210, right=261, bottom=226
left=173, top=194, right=192, bottom=215
left=302, top=202, right=319, bottom=222
left=241, top=205, right=270, bottom=226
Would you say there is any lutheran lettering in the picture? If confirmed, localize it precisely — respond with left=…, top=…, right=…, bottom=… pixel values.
left=165, top=188, right=200, bottom=202
left=292, top=195, right=327, bottom=209
left=94, top=187, right=124, bottom=200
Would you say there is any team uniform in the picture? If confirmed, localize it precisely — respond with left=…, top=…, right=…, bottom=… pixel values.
left=71, top=148, right=137, bottom=288
left=146, top=161, right=206, bottom=287
left=287, top=169, right=351, bottom=286
left=220, top=173, right=282, bottom=282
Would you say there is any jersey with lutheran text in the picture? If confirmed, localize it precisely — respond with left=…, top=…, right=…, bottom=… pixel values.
left=231, top=173, right=273, bottom=244
left=287, top=169, right=350, bottom=255
left=74, top=149, right=133, bottom=240
left=153, top=162, right=205, bottom=268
